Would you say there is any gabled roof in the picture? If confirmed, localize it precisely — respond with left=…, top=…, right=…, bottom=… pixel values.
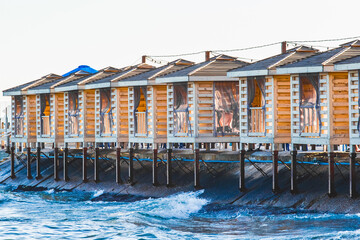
left=334, top=54, right=360, bottom=71
left=227, top=46, right=318, bottom=77
left=85, top=63, right=156, bottom=89
left=156, top=55, right=248, bottom=83
left=3, top=73, right=62, bottom=96
left=115, top=59, right=195, bottom=86
left=277, top=40, right=360, bottom=74
left=54, top=66, right=120, bottom=92
left=62, top=65, right=97, bottom=77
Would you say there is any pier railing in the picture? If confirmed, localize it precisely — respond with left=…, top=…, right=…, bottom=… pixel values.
left=248, top=107, right=265, bottom=136
left=135, top=112, right=147, bottom=136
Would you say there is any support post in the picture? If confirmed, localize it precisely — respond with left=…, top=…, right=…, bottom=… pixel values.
left=239, top=149, right=246, bottom=192
left=36, top=143, right=42, bottom=180
left=291, top=149, right=297, bottom=194
left=27, top=146, right=32, bottom=179
left=152, top=148, right=158, bottom=186
left=167, top=148, right=172, bottom=187
left=94, top=147, right=99, bottom=183
left=128, top=147, right=134, bottom=184
left=63, top=146, right=69, bottom=181
left=54, top=147, right=59, bottom=181
left=82, top=146, right=88, bottom=183
left=272, top=149, right=279, bottom=193
left=10, top=143, right=15, bottom=179
left=350, top=149, right=357, bottom=198
left=116, top=147, right=121, bottom=184
left=328, top=151, right=336, bottom=197
left=194, top=148, right=200, bottom=189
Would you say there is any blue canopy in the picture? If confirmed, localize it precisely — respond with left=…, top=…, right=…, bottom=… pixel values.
left=62, top=65, right=97, bottom=77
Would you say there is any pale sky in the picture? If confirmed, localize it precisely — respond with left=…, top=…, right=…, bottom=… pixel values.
left=1, top=0, right=359, bottom=106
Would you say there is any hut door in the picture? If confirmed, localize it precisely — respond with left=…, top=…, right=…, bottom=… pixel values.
left=173, top=83, right=189, bottom=136
left=214, top=82, right=239, bottom=136
left=40, top=94, right=51, bottom=136
left=247, top=77, right=266, bottom=135
left=14, top=96, right=24, bottom=136
left=134, top=86, right=147, bottom=136
left=100, top=88, right=112, bottom=136
left=299, top=74, right=320, bottom=135
left=68, top=91, right=80, bottom=136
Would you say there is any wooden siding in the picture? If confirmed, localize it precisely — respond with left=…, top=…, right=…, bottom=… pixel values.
left=154, top=85, right=167, bottom=139
left=83, top=89, right=96, bottom=139
left=26, top=95, right=37, bottom=141
left=196, top=82, right=213, bottom=137
left=53, top=93, right=64, bottom=141
left=274, top=75, right=291, bottom=142
left=117, top=87, right=129, bottom=137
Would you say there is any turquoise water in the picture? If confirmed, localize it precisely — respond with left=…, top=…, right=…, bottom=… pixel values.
left=0, top=186, right=360, bottom=239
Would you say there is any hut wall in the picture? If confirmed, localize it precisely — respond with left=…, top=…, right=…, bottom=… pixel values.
left=329, top=72, right=349, bottom=145
left=26, top=95, right=37, bottom=142
left=10, top=96, right=25, bottom=142
left=52, top=93, right=64, bottom=142
left=117, top=87, right=129, bottom=141
left=274, top=75, right=291, bottom=143
left=239, top=77, right=274, bottom=144
left=153, top=85, right=167, bottom=142
left=195, top=81, right=214, bottom=137
left=82, top=89, right=96, bottom=140
left=348, top=71, right=360, bottom=145
left=290, top=73, right=329, bottom=144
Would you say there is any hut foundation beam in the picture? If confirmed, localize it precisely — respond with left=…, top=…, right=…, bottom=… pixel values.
left=194, top=147, right=200, bottom=189
left=54, top=147, right=59, bottom=181
left=10, top=143, right=15, bottom=179
left=239, top=149, right=246, bottom=192
left=167, top=148, right=172, bottom=187
left=350, top=146, right=357, bottom=198
left=128, top=147, right=134, bottom=184
left=94, top=146, right=99, bottom=183
left=116, top=147, right=121, bottom=184
left=27, top=146, right=32, bottom=180
left=290, top=148, right=297, bottom=194
left=82, top=146, right=88, bottom=183
left=36, top=143, right=42, bottom=180
left=63, top=145, right=69, bottom=181
left=272, top=145, right=279, bottom=193
left=328, top=146, right=336, bottom=197
left=153, top=148, right=158, bottom=186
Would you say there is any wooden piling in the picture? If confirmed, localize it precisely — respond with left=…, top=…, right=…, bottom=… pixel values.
left=36, top=143, right=42, bottom=180
left=272, top=150, right=279, bottom=193
left=153, top=148, right=158, bottom=186
left=94, top=147, right=99, bottom=183
left=350, top=151, right=357, bottom=198
left=116, top=147, right=121, bottom=184
left=63, top=146, right=69, bottom=181
left=128, top=147, right=134, bottom=184
left=167, top=148, right=172, bottom=187
left=239, top=149, right=246, bottom=192
left=27, top=146, right=32, bottom=179
left=54, top=147, right=59, bottom=181
left=82, top=147, right=88, bottom=183
left=10, top=144, right=15, bottom=179
left=290, top=150, right=297, bottom=194
left=194, top=148, right=200, bottom=189
left=328, top=151, right=336, bottom=197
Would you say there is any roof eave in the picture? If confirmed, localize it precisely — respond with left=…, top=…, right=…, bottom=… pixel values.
left=155, top=76, right=189, bottom=84
left=27, top=89, right=51, bottom=95
left=85, top=82, right=111, bottom=90
left=276, top=66, right=323, bottom=74
left=114, top=80, right=148, bottom=87
left=227, top=69, right=268, bottom=77
left=335, top=63, right=360, bottom=71
left=3, top=90, right=22, bottom=96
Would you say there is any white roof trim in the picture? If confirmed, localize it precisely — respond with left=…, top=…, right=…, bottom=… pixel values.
left=3, top=91, right=22, bottom=96
left=189, top=76, right=238, bottom=81
left=112, top=80, right=148, bottom=87
left=85, top=82, right=110, bottom=90
left=227, top=69, right=268, bottom=77
left=27, top=89, right=50, bottom=95
left=335, top=62, right=360, bottom=71
left=276, top=66, right=323, bottom=74
left=155, top=76, right=189, bottom=84
left=54, top=85, right=84, bottom=92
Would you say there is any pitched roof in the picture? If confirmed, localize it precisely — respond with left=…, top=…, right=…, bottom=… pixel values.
left=156, top=55, right=247, bottom=83
left=227, top=46, right=318, bottom=77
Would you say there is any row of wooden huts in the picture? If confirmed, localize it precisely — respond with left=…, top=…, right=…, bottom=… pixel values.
left=5, top=40, right=360, bottom=155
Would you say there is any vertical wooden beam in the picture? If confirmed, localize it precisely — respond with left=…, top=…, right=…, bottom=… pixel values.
left=194, top=148, right=200, bottom=189
left=10, top=143, right=15, bottom=179
left=54, top=147, right=59, bottom=181
left=82, top=146, right=88, bottom=183
left=328, top=150, right=336, bottom=197
left=36, top=143, right=42, bottom=180
left=63, top=145, right=69, bottom=181
left=94, top=147, right=99, bottom=183
left=272, top=149, right=279, bottom=193
left=27, top=146, right=32, bottom=179
left=116, top=147, right=121, bottom=184
left=290, top=149, right=297, bottom=194
left=152, top=148, right=158, bottom=186
left=239, top=149, right=246, bottom=192
left=166, top=148, right=172, bottom=187
left=128, top=147, right=134, bottom=184
left=350, top=148, right=357, bottom=198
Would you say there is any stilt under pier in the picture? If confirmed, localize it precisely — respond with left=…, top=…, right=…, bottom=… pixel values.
left=328, top=148, right=336, bottom=197
left=82, top=146, right=88, bottom=183
left=116, top=147, right=121, bottom=184
left=27, top=146, right=32, bottom=180
left=272, top=147, right=279, bottom=193
left=167, top=148, right=172, bottom=187
left=128, top=147, right=134, bottom=184
left=63, top=145, right=69, bottom=181
left=36, top=143, right=42, bottom=180
left=54, top=147, right=59, bottom=181
left=152, top=148, right=158, bottom=186
left=239, top=149, right=246, bottom=192
left=350, top=146, right=357, bottom=198
left=94, top=146, right=99, bottom=183
left=290, top=149, right=297, bottom=194
left=10, top=143, right=15, bottom=179
left=194, top=147, right=200, bottom=189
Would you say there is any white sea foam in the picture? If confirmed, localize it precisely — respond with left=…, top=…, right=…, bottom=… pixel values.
left=46, top=189, right=55, bottom=194
left=92, top=190, right=104, bottom=198
left=139, top=190, right=209, bottom=219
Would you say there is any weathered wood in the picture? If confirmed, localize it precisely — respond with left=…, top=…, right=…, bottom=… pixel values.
left=10, top=144, right=15, bottom=179
left=54, top=147, right=59, bottom=181
left=36, top=144, right=42, bottom=180
left=82, top=147, right=88, bottom=183
left=152, top=149, right=158, bottom=186
left=291, top=150, right=297, bottom=194
left=116, top=147, right=121, bottom=184
left=328, top=152, right=336, bottom=197
left=128, top=148, right=134, bottom=184
left=239, top=149, right=245, bottom=192
left=94, top=147, right=99, bottom=183
left=166, top=148, right=172, bottom=187
left=350, top=152, right=357, bottom=198
left=63, top=147, right=69, bottom=181
left=272, top=150, right=279, bottom=193
left=194, top=148, right=200, bottom=189
left=27, top=147, right=32, bottom=179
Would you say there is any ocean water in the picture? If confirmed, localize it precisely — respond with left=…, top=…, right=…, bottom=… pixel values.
left=0, top=186, right=359, bottom=239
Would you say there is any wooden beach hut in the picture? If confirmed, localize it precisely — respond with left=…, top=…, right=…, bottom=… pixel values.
left=54, top=67, right=120, bottom=148
left=115, top=59, right=194, bottom=149
left=156, top=54, right=247, bottom=150
left=83, top=63, right=155, bottom=147
left=3, top=74, right=62, bottom=150
left=276, top=40, right=360, bottom=196
left=227, top=46, right=318, bottom=150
